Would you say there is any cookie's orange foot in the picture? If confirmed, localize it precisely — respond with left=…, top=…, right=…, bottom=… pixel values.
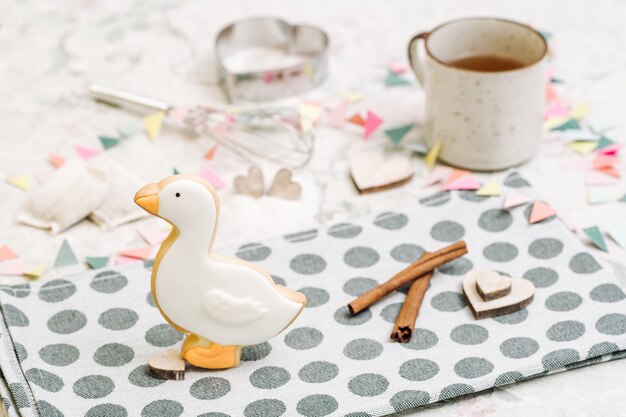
left=181, top=334, right=242, bottom=369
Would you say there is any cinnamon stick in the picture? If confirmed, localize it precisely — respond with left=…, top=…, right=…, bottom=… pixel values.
left=390, top=267, right=432, bottom=343
left=347, top=241, right=467, bottom=315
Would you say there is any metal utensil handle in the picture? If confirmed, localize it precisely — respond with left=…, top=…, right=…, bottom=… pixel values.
left=89, top=84, right=171, bottom=113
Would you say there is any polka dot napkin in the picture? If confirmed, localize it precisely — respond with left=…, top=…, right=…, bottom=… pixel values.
left=1, top=172, right=625, bottom=417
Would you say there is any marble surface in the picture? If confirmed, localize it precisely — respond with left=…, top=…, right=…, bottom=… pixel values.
left=1, top=0, right=626, bottom=415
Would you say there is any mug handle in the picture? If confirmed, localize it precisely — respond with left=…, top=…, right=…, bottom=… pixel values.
left=407, top=32, right=429, bottom=86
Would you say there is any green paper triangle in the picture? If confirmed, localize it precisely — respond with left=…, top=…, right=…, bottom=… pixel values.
left=385, top=72, right=411, bottom=87
left=172, top=167, right=180, bottom=175
left=619, top=193, right=626, bottom=202
left=54, top=239, right=78, bottom=268
left=385, top=125, right=414, bottom=144
left=583, top=226, right=608, bottom=252
left=99, top=136, right=120, bottom=150
left=596, top=136, right=615, bottom=150
left=86, top=256, right=109, bottom=269
left=551, top=119, right=580, bottom=131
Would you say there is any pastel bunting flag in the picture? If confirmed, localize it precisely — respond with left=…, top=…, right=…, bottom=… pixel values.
left=119, top=247, right=151, bottom=260
left=49, top=153, right=65, bottom=169
left=144, top=111, right=165, bottom=140
left=200, top=165, right=226, bottom=189
left=86, top=256, right=109, bottom=269
left=0, top=245, right=18, bottom=261
left=53, top=239, right=78, bottom=268
left=74, top=145, right=100, bottom=160
left=529, top=201, right=557, bottom=224
left=475, top=179, right=501, bottom=197
left=384, top=125, right=413, bottom=145
left=583, top=226, right=608, bottom=252
left=363, top=111, right=383, bottom=139
left=503, top=191, right=530, bottom=209
left=425, top=142, right=442, bottom=169
left=7, top=175, right=30, bottom=191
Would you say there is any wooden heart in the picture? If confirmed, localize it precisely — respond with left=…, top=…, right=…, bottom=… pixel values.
left=234, top=166, right=264, bottom=198
left=463, top=269, right=535, bottom=319
left=348, top=149, right=414, bottom=194
left=148, top=349, right=185, bottom=380
left=474, top=268, right=512, bottom=301
left=267, top=169, right=301, bottom=200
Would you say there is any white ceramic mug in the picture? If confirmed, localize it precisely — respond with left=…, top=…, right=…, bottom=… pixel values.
left=408, top=18, right=548, bottom=171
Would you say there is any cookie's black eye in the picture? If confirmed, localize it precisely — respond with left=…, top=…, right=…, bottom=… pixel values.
left=175, top=192, right=180, bottom=198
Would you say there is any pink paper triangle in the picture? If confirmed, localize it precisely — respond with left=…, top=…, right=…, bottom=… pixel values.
left=74, top=145, right=100, bottom=160
left=137, top=226, right=169, bottom=246
left=200, top=165, right=226, bottom=189
left=388, top=61, right=409, bottom=74
left=441, top=169, right=470, bottom=188
left=423, top=166, right=452, bottom=187
left=116, top=255, right=142, bottom=266
left=529, top=201, right=557, bottom=224
left=597, top=144, right=620, bottom=156
left=543, top=102, right=569, bottom=119
left=49, top=153, right=65, bottom=169
left=119, top=247, right=151, bottom=260
left=168, top=107, right=188, bottom=124
left=363, top=111, right=383, bottom=139
left=328, top=101, right=349, bottom=129
left=0, top=245, right=18, bottom=261
left=443, top=176, right=481, bottom=191
left=593, top=154, right=618, bottom=169
left=503, top=191, right=530, bottom=209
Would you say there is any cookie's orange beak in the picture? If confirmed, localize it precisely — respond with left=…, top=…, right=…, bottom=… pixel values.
left=134, top=182, right=160, bottom=215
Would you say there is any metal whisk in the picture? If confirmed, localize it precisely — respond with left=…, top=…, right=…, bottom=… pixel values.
left=89, top=84, right=315, bottom=168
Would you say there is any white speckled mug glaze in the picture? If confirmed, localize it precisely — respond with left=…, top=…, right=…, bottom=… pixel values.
left=408, top=18, right=548, bottom=170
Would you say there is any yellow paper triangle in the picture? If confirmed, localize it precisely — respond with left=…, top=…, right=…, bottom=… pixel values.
left=299, top=102, right=322, bottom=132
left=475, top=179, right=501, bottom=196
left=568, top=141, right=597, bottom=155
left=23, top=265, right=45, bottom=279
left=340, top=90, right=363, bottom=103
left=425, top=141, right=442, bottom=169
left=543, top=115, right=569, bottom=131
left=144, top=111, right=165, bottom=140
left=7, top=175, right=30, bottom=191
left=570, top=102, right=590, bottom=120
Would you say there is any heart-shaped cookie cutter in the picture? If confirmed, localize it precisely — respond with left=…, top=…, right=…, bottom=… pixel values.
left=216, top=17, right=329, bottom=102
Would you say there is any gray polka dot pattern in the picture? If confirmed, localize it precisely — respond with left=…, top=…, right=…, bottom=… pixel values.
left=343, top=339, right=383, bottom=360
left=343, top=247, right=379, bottom=268
left=296, top=394, right=338, bottom=417
left=430, top=221, right=465, bottom=242
left=1, top=173, right=625, bottom=417
left=478, top=209, right=513, bottom=232
left=348, top=374, right=389, bottom=396
left=190, top=377, right=231, bottom=399
left=298, top=361, right=338, bottom=383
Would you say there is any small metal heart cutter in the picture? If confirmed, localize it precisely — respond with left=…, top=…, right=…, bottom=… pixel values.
left=216, top=17, right=329, bottom=102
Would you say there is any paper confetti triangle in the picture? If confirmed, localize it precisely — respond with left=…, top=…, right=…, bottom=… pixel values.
left=568, top=141, right=597, bottom=155
left=593, top=154, right=618, bottom=169
left=544, top=102, right=569, bottom=119
left=54, top=239, right=78, bottom=268
left=443, top=175, right=481, bottom=191
left=0, top=261, right=26, bottom=276
left=425, top=142, right=442, bottom=169
left=384, top=125, right=413, bottom=145
left=172, top=167, right=180, bottom=175
left=116, top=255, right=141, bottom=266
left=0, top=245, right=18, bottom=261
left=74, top=145, right=100, bottom=160
left=347, top=114, right=365, bottom=127
left=551, top=119, right=580, bottom=131
left=117, top=122, right=142, bottom=138
left=299, top=101, right=323, bottom=133
left=423, top=166, right=452, bottom=187
left=200, top=165, right=226, bottom=189
left=545, top=84, right=559, bottom=103
left=596, top=144, right=619, bottom=156
left=137, top=226, right=168, bottom=246
left=99, top=135, right=120, bottom=150
left=442, top=169, right=470, bottom=187
left=328, top=101, right=349, bottom=129
left=144, top=111, right=165, bottom=140
left=607, top=224, right=626, bottom=249
left=570, top=102, right=590, bottom=120
left=340, top=90, right=364, bottom=103
left=583, top=226, right=608, bottom=252
left=529, top=201, right=557, bottom=224
left=587, top=187, right=614, bottom=205
left=363, top=111, right=383, bottom=139
left=586, top=170, right=617, bottom=186
left=49, top=153, right=65, bottom=169
left=86, top=256, right=109, bottom=269
left=168, top=107, right=188, bottom=124
left=503, top=191, right=530, bottom=209
left=388, top=61, right=409, bottom=74
left=23, top=265, right=45, bottom=279
left=620, top=193, right=626, bottom=203
left=597, top=166, right=620, bottom=178
left=475, top=179, right=501, bottom=197
left=119, top=247, right=151, bottom=260
left=544, top=115, right=569, bottom=131
left=204, top=144, right=219, bottom=160
left=384, top=72, right=411, bottom=87
left=7, top=175, right=30, bottom=191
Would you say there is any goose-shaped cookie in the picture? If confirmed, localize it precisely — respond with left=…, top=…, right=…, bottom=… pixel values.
left=135, top=175, right=306, bottom=369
